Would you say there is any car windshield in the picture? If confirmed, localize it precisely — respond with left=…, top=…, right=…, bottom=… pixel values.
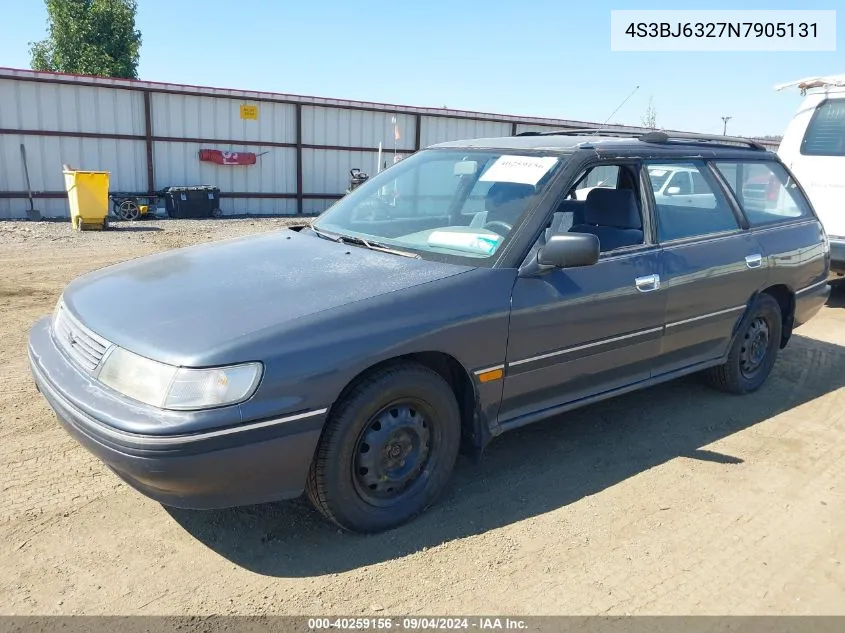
left=647, top=166, right=673, bottom=191
left=311, top=149, right=565, bottom=263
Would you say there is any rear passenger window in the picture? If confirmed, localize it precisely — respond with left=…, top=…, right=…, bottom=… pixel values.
left=801, top=99, right=845, bottom=156
left=666, top=171, right=691, bottom=195
left=645, top=161, right=739, bottom=242
left=713, top=161, right=812, bottom=226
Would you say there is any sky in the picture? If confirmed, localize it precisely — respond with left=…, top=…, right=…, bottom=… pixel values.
left=0, top=0, right=842, bottom=137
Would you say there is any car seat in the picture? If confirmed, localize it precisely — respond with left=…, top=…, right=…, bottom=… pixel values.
left=569, top=188, right=644, bottom=252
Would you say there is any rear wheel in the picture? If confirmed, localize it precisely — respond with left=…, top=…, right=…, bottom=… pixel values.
left=704, top=294, right=782, bottom=394
left=306, top=363, right=460, bottom=533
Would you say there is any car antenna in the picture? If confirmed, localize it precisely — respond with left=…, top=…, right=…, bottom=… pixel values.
left=599, top=85, right=640, bottom=131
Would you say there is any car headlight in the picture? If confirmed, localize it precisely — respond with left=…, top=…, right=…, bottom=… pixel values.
left=98, top=347, right=262, bottom=410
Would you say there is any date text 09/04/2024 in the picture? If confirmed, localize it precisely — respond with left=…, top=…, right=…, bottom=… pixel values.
left=625, top=22, right=818, bottom=38
left=307, top=617, right=528, bottom=630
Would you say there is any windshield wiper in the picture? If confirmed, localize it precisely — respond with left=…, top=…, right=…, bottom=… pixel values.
left=310, top=225, right=419, bottom=258
left=337, top=234, right=420, bottom=259
left=310, top=225, right=341, bottom=242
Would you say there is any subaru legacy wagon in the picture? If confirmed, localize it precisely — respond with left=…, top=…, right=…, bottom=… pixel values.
left=29, top=129, right=830, bottom=533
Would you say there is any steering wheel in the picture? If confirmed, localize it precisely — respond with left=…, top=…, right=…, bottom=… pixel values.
left=484, top=220, right=512, bottom=237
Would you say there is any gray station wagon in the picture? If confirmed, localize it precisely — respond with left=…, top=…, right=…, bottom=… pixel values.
left=28, top=129, right=831, bottom=533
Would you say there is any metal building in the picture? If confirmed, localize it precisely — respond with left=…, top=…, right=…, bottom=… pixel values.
left=0, top=67, right=779, bottom=219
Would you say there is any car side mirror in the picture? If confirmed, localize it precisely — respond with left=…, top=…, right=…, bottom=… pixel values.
left=538, top=233, right=600, bottom=269
left=665, top=186, right=681, bottom=196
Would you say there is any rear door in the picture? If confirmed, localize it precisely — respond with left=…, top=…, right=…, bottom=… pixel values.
left=712, top=159, right=826, bottom=293
left=649, top=160, right=767, bottom=375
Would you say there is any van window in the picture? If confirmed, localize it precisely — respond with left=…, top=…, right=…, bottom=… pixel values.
left=713, top=161, right=812, bottom=226
left=801, top=99, right=845, bottom=156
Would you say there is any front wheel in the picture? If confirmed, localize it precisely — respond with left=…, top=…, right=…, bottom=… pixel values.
left=306, top=363, right=461, bottom=533
left=704, top=294, right=782, bottom=394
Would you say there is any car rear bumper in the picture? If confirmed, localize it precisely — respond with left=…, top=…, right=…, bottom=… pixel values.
left=829, top=238, right=845, bottom=275
left=794, top=279, right=831, bottom=328
left=28, top=317, right=324, bottom=510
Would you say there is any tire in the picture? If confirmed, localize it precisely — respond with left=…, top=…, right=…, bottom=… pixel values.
left=306, top=362, right=461, bottom=533
left=704, top=294, right=782, bottom=395
left=210, top=207, right=222, bottom=218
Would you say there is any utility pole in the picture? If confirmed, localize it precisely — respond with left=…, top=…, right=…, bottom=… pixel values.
left=721, top=116, right=733, bottom=135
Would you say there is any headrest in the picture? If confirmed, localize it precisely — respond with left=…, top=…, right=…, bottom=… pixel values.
left=550, top=200, right=586, bottom=230
left=584, top=188, right=641, bottom=229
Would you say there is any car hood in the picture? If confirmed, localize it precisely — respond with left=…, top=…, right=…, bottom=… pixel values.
left=61, top=228, right=473, bottom=366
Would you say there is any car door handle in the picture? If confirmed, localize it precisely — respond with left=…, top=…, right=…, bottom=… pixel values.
left=745, top=254, right=763, bottom=269
left=635, top=274, right=661, bottom=292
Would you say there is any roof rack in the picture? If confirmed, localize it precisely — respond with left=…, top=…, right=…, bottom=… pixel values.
left=514, top=127, right=767, bottom=151
left=774, top=75, right=845, bottom=95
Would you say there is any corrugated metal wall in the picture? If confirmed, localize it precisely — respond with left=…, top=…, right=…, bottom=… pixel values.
left=0, top=78, right=145, bottom=135
left=153, top=142, right=296, bottom=194
left=0, top=76, right=150, bottom=220
left=420, top=117, right=511, bottom=147
left=0, top=68, right=782, bottom=219
left=151, top=93, right=296, bottom=143
left=302, top=107, right=415, bottom=149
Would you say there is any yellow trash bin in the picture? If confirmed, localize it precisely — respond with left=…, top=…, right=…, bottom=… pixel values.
left=62, top=170, right=110, bottom=231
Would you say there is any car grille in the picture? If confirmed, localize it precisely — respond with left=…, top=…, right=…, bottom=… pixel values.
left=52, top=303, right=112, bottom=373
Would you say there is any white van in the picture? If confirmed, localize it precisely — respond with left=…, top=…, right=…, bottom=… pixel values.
left=775, top=75, right=845, bottom=277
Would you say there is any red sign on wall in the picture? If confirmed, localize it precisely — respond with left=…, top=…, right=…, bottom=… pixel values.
left=198, top=149, right=257, bottom=166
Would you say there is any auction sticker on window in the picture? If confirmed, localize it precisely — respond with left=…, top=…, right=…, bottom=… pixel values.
left=479, top=156, right=559, bottom=185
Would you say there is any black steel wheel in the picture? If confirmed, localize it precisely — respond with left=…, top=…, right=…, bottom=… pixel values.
left=705, top=294, right=782, bottom=395
left=352, top=400, right=432, bottom=506
left=307, top=362, right=460, bottom=533
left=739, top=316, right=770, bottom=379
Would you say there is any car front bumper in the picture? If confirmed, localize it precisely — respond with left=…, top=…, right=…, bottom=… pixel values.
left=28, top=317, right=324, bottom=510
left=830, top=237, right=845, bottom=275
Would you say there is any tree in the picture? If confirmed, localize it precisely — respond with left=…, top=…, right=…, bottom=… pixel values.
left=641, top=97, right=658, bottom=130
left=30, top=0, right=142, bottom=79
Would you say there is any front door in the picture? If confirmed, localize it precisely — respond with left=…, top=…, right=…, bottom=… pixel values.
left=498, top=162, right=667, bottom=424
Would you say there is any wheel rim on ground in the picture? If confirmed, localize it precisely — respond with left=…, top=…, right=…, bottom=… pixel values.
left=352, top=400, right=434, bottom=507
left=118, top=200, right=140, bottom=221
left=739, top=315, right=771, bottom=378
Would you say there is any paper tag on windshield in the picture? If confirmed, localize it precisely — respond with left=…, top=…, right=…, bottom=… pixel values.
left=479, top=156, right=558, bottom=186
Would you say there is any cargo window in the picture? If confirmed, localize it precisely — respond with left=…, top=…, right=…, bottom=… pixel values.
left=801, top=99, right=845, bottom=156
left=713, top=160, right=812, bottom=226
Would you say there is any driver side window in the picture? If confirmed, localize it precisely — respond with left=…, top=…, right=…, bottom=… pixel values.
left=525, top=163, right=647, bottom=264
left=564, top=164, right=646, bottom=253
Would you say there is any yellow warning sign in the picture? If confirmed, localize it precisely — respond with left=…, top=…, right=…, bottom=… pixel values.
left=240, top=104, right=259, bottom=120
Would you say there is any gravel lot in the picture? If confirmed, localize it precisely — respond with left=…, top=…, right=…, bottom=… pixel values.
left=1, top=217, right=844, bottom=616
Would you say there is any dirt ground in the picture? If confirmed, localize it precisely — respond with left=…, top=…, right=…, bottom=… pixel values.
left=1, top=218, right=844, bottom=616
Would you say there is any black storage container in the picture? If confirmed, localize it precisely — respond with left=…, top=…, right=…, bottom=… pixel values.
left=162, top=186, right=221, bottom=218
